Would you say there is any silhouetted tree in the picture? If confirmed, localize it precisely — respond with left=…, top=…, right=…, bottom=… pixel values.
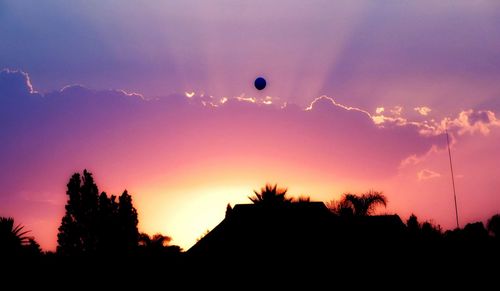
left=328, top=191, right=387, bottom=216
left=462, top=222, right=488, bottom=241
left=57, top=170, right=99, bottom=254
left=345, top=191, right=387, bottom=216
left=139, top=233, right=181, bottom=257
left=97, top=192, right=118, bottom=253
left=139, top=233, right=169, bottom=248
left=0, top=217, right=41, bottom=257
left=407, top=214, right=420, bottom=235
left=421, top=221, right=442, bottom=240
left=25, top=238, right=42, bottom=256
left=327, top=198, right=354, bottom=216
left=80, top=170, right=99, bottom=253
left=58, top=170, right=139, bottom=255
left=57, top=173, right=83, bottom=255
left=118, top=190, right=139, bottom=252
left=0, top=217, right=30, bottom=255
left=249, top=184, right=292, bottom=205
left=487, top=214, right=500, bottom=239
left=405, top=214, right=442, bottom=242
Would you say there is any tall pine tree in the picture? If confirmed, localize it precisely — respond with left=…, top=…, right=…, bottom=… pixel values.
left=118, top=190, right=139, bottom=252
left=57, top=173, right=83, bottom=255
left=57, top=170, right=139, bottom=255
left=79, top=170, right=99, bottom=253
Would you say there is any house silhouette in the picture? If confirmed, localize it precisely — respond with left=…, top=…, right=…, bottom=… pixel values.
left=188, top=202, right=405, bottom=260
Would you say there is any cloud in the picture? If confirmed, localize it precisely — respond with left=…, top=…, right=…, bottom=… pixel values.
left=414, top=106, right=432, bottom=116
left=400, top=145, right=440, bottom=168
left=452, top=109, right=500, bottom=136
left=0, top=70, right=447, bottom=187
left=417, top=169, right=441, bottom=181
left=390, top=106, right=403, bottom=116
left=307, top=97, right=444, bottom=141
left=0, top=69, right=38, bottom=97
left=3, top=70, right=496, bottom=185
left=306, top=95, right=372, bottom=117
left=368, top=103, right=500, bottom=139
left=414, top=109, right=500, bottom=137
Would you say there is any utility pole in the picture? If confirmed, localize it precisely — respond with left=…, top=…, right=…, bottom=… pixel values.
left=446, top=129, right=460, bottom=229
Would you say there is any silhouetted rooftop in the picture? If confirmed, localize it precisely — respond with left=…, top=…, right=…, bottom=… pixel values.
left=188, top=202, right=405, bottom=258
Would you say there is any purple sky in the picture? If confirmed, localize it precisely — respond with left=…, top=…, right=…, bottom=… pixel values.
left=1, top=1, right=500, bottom=111
left=1, top=1, right=500, bottom=250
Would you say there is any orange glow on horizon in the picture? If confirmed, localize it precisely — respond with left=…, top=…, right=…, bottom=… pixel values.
left=130, top=164, right=350, bottom=250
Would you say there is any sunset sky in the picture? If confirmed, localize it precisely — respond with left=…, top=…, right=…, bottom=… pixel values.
left=1, top=0, right=500, bottom=250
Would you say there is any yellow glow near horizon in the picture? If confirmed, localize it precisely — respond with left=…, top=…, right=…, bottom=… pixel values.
left=136, top=184, right=251, bottom=250
left=115, top=157, right=352, bottom=251
left=133, top=174, right=347, bottom=250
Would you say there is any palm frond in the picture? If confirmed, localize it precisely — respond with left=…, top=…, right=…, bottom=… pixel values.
left=248, top=183, right=291, bottom=205
left=0, top=216, right=32, bottom=245
left=330, top=191, right=387, bottom=216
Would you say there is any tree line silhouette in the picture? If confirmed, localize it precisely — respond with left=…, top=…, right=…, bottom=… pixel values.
left=0, top=170, right=181, bottom=259
left=1, top=171, right=500, bottom=260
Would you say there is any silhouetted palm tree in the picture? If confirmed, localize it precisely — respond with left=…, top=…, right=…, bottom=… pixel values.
left=0, top=217, right=30, bottom=244
left=345, top=191, right=387, bottom=216
left=248, top=184, right=292, bottom=205
left=328, top=191, right=387, bottom=216
left=327, top=198, right=354, bottom=216
left=0, top=217, right=31, bottom=255
left=139, top=233, right=171, bottom=249
left=25, top=238, right=42, bottom=256
left=139, top=233, right=181, bottom=256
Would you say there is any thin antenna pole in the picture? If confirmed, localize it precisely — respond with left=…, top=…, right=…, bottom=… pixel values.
left=446, top=128, right=460, bottom=229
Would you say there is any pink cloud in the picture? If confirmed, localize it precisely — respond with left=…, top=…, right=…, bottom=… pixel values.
left=417, top=169, right=441, bottom=181
left=414, top=106, right=432, bottom=116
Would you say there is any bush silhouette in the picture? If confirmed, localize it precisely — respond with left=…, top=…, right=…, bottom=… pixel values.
left=487, top=214, right=500, bottom=239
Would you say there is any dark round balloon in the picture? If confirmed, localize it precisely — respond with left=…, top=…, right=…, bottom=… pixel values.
left=254, top=77, right=266, bottom=90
